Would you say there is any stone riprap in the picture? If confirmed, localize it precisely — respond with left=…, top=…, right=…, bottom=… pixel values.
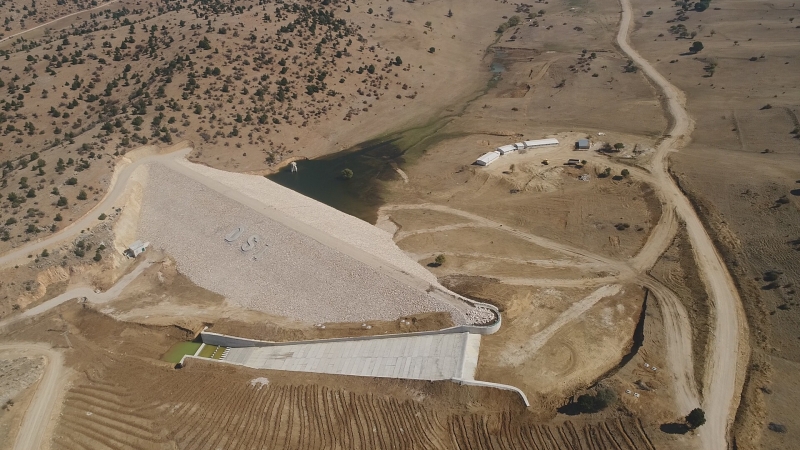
left=138, top=163, right=466, bottom=324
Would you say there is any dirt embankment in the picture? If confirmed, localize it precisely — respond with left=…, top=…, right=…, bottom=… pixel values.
left=649, top=225, right=712, bottom=397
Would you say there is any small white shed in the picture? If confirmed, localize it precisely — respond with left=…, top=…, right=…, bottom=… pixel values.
left=476, top=152, right=500, bottom=166
left=125, top=240, right=150, bottom=258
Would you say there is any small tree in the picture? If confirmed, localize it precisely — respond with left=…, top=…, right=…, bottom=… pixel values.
left=686, top=408, right=706, bottom=429
left=429, top=47, right=436, bottom=53
left=77, top=190, right=87, bottom=200
left=690, top=41, right=704, bottom=54
left=98, top=213, right=107, bottom=220
left=395, top=56, right=403, bottom=66
left=447, top=9, right=453, bottom=17
left=577, top=386, right=616, bottom=413
left=435, top=254, right=446, bottom=266
left=621, top=169, right=630, bottom=177
left=614, top=142, right=625, bottom=150
left=340, top=168, right=354, bottom=180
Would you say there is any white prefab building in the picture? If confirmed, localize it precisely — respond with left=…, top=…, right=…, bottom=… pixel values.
left=496, top=144, right=517, bottom=155
left=513, top=142, right=526, bottom=150
left=125, top=240, right=150, bottom=258
left=522, top=138, right=559, bottom=149
left=475, top=151, right=500, bottom=166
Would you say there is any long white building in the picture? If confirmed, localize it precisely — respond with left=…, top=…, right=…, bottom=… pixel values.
left=475, top=151, right=500, bottom=166
left=522, top=138, right=559, bottom=148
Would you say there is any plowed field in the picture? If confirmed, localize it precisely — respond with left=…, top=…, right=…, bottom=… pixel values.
left=51, top=359, right=654, bottom=450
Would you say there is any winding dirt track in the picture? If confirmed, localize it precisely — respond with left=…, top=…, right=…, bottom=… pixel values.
left=615, top=0, right=747, bottom=448
left=0, top=147, right=183, bottom=270
left=0, top=3, right=746, bottom=443
left=0, top=343, right=68, bottom=450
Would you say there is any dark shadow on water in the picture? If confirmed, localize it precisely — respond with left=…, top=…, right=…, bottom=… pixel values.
left=267, top=138, right=405, bottom=224
left=660, top=423, right=690, bottom=434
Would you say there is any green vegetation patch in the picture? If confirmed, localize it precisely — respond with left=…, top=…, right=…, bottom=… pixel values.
left=198, top=345, right=227, bottom=359
left=162, top=341, right=202, bottom=363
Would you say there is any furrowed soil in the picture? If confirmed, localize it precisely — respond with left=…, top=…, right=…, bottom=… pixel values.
left=0, top=302, right=660, bottom=450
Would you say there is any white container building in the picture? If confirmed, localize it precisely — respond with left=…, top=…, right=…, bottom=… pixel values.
left=496, top=144, right=517, bottom=155
left=522, top=138, right=559, bottom=149
left=475, top=151, right=500, bottom=166
left=125, top=240, right=150, bottom=258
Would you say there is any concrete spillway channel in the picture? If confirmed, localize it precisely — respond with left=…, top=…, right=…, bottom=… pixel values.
left=181, top=328, right=530, bottom=407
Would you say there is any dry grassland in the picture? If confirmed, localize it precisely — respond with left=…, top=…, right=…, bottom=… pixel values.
left=629, top=0, right=800, bottom=446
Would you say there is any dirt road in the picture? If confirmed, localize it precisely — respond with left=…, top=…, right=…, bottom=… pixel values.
left=501, top=284, right=622, bottom=363
left=616, top=0, right=747, bottom=448
left=0, top=0, right=120, bottom=45
left=0, top=343, right=67, bottom=450
left=0, top=260, right=152, bottom=331
left=0, top=147, right=185, bottom=270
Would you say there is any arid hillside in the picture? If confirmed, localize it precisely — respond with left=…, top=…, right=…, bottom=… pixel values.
left=0, top=0, right=508, bottom=262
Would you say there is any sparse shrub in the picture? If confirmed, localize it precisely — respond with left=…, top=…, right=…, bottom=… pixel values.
left=77, top=190, right=87, bottom=200
left=768, top=423, right=787, bottom=433
left=434, top=254, right=446, bottom=266
left=98, top=213, right=107, bottom=220
left=686, top=408, right=706, bottom=429
left=577, top=386, right=616, bottom=413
